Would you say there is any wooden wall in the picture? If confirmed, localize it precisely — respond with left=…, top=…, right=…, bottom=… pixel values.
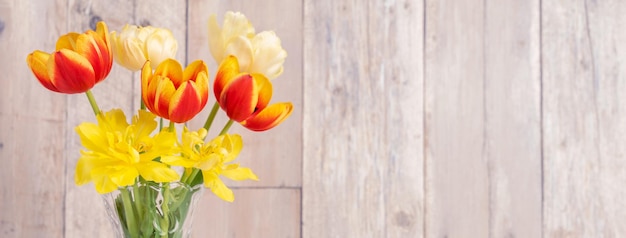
left=1, top=0, right=625, bottom=237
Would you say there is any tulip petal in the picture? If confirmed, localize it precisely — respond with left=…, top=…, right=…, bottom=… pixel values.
left=26, top=51, right=59, bottom=92
left=208, top=14, right=224, bottom=62
left=241, top=102, right=293, bottom=131
left=155, top=59, right=184, bottom=87
left=184, top=60, right=209, bottom=105
left=56, top=33, right=80, bottom=51
left=168, top=81, right=202, bottom=123
left=141, top=61, right=153, bottom=107
left=251, top=73, right=272, bottom=111
left=153, top=76, right=177, bottom=118
left=220, top=74, right=258, bottom=122
left=249, top=31, right=287, bottom=80
left=75, top=31, right=110, bottom=82
left=48, top=49, right=96, bottom=94
left=224, top=35, right=253, bottom=72
left=146, top=29, right=178, bottom=68
left=214, top=56, right=240, bottom=103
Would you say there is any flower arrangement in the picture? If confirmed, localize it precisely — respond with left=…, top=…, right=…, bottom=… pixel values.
left=26, top=11, right=292, bottom=237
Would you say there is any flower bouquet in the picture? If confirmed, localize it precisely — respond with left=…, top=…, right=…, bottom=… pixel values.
left=26, top=12, right=292, bottom=238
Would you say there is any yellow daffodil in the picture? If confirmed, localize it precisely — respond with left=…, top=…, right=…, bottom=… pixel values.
left=75, top=109, right=180, bottom=194
left=208, top=11, right=287, bottom=80
left=111, top=24, right=178, bottom=71
left=161, top=128, right=257, bottom=202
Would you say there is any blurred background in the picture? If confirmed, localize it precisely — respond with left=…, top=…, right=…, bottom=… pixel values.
left=2, top=0, right=626, bottom=237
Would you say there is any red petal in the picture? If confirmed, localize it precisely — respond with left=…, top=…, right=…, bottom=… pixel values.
left=214, top=55, right=240, bottom=104
left=168, top=81, right=202, bottom=123
left=241, top=102, right=293, bottom=131
left=75, top=31, right=111, bottom=83
left=221, top=74, right=257, bottom=122
left=48, top=49, right=96, bottom=94
left=27, top=51, right=59, bottom=92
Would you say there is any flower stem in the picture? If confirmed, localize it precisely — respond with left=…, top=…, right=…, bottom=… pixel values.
left=203, top=102, right=220, bottom=133
left=85, top=90, right=101, bottom=116
left=140, top=99, right=146, bottom=110
left=159, top=184, right=171, bottom=238
left=120, top=188, right=139, bottom=237
left=169, top=121, right=175, bottom=132
left=219, top=120, right=234, bottom=135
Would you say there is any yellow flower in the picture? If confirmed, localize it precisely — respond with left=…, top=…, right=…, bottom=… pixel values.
left=75, top=109, right=180, bottom=194
left=208, top=11, right=287, bottom=80
left=161, top=128, right=258, bottom=202
left=111, top=24, right=178, bottom=71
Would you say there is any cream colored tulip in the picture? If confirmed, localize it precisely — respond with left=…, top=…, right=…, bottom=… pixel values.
left=208, top=11, right=287, bottom=80
left=111, top=25, right=178, bottom=71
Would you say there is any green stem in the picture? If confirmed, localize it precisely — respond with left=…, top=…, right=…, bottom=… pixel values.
left=140, top=99, right=146, bottom=110
left=159, top=184, right=171, bottom=238
left=219, top=120, right=234, bottom=135
left=120, top=188, right=139, bottom=237
left=169, top=121, right=175, bottom=132
left=159, top=117, right=164, bottom=131
left=85, top=90, right=101, bottom=116
left=203, top=102, right=220, bottom=133
left=184, top=169, right=200, bottom=185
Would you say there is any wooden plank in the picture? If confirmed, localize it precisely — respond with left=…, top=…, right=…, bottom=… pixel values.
left=0, top=0, right=66, bottom=237
left=424, top=0, right=489, bottom=236
left=186, top=0, right=303, bottom=188
left=303, top=0, right=423, bottom=237
left=186, top=1, right=303, bottom=235
left=543, top=0, right=626, bottom=236
left=484, top=0, right=542, bottom=237
left=193, top=188, right=300, bottom=237
left=64, top=0, right=135, bottom=237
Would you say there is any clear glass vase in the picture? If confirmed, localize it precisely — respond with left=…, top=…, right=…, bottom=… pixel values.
left=102, top=181, right=203, bottom=238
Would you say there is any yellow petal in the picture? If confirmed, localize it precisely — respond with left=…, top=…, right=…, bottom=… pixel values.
left=221, top=165, right=258, bottom=181
left=203, top=171, right=234, bottom=202
left=137, top=161, right=180, bottom=183
left=75, top=123, right=108, bottom=153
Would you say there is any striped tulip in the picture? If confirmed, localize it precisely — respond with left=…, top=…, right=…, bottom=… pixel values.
left=26, top=21, right=113, bottom=94
left=141, top=59, right=209, bottom=123
left=214, top=56, right=293, bottom=131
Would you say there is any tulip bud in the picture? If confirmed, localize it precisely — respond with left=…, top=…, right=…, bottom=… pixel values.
left=214, top=56, right=292, bottom=131
left=111, top=25, right=178, bottom=71
left=208, top=11, right=287, bottom=80
left=141, top=59, right=209, bottom=123
left=26, top=21, right=113, bottom=94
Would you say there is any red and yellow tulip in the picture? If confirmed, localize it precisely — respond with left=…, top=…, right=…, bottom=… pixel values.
left=26, top=21, right=113, bottom=94
left=214, top=56, right=292, bottom=131
left=141, top=59, right=209, bottom=123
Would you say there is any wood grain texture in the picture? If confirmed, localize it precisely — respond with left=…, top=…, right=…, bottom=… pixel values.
left=303, top=0, right=423, bottom=237
left=424, top=0, right=489, bottom=236
left=0, top=0, right=67, bottom=237
left=193, top=188, right=301, bottom=237
left=485, top=0, right=542, bottom=237
left=543, top=0, right=626, bottom=236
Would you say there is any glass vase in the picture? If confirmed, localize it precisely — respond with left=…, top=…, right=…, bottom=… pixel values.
left=102, top=181, right=203, bottom=238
